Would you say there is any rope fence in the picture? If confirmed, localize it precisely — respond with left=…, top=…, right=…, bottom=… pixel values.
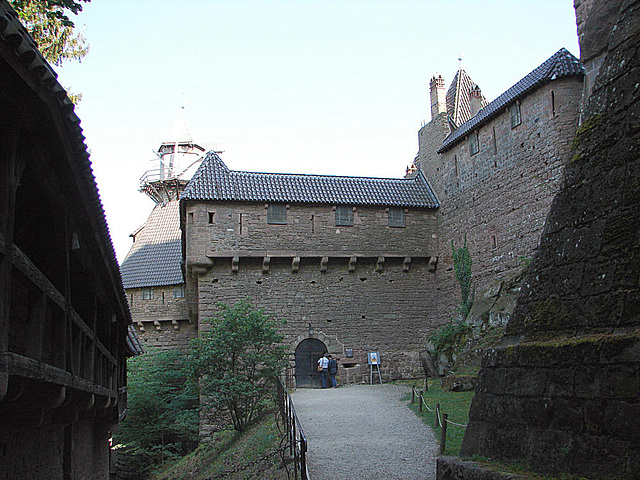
left=411, top=385, right=467, bottom=454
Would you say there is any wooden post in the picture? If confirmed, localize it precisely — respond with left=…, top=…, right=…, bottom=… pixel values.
left=440, top=413, right=448, bottom=454
left=411, top=386, right=415, bottom=404
left=418, top=391, right=423, bottom=412
left=435, top=404, right=440, bottom=428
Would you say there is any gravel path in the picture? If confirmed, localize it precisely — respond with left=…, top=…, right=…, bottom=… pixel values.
left=291, top=384, right=437, bottom=480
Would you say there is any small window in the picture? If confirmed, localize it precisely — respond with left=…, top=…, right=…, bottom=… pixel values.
left=335, top=206, right=354, bottom=226
left=510, top=102, right=521, bottom=128
left=267, top=204, right=287, bottom=224
left=141, top=288, right=153, bottom=300
left=469, top=130, right=479, bottom=156
left=388, top=207, right=405, bottom=228
left=491, top=234, right=498, bottom=249
left=551, top=91, right=556, bottom=117
left=173, top=284, right=185, bottom=298
left=208, top=212, right=215, bottom=224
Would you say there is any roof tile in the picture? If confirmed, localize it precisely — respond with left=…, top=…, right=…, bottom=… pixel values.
left=438, top=48, right=583, bottom=153
left=120, top=201, right=183, bottom=288
left=182, top=154, right=439, bottom=209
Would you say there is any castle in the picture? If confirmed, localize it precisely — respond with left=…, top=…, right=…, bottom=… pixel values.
left=123, top=47, right=585, bottom=388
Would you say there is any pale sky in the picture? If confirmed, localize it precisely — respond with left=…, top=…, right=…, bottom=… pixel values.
left=56, top=0, right=580, bottom=263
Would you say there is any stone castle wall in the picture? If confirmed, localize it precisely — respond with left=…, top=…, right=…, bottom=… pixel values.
left=450, top=1, right=640, bottom=478
left=126, top=285, right=196, bottom=351
left=185, top=201, right=439, bottom=259
left=418, top=78, right=583, bottom=319
left=194, top=256, right=439, bottom=381
left=184, top=200, right=441, bottom=381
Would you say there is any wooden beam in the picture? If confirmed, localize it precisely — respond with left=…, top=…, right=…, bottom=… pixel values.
left=4, top=236, right=116, bottom=365
left=3, top=352, right=117, bottom=398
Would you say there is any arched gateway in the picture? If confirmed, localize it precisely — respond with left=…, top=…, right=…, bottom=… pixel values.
left=294, top=338, right=327, bottom=388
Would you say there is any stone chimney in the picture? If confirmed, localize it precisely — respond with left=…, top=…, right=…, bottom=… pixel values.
left=469, top=84, right=483, bottom=117
left=429, top=74, right=446, bottom=120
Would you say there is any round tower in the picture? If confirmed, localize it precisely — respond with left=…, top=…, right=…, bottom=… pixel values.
left=140, top=111, right=206, bottom=205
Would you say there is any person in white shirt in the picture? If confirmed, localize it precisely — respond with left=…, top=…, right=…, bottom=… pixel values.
left=318, top=353, right=329, bottom=388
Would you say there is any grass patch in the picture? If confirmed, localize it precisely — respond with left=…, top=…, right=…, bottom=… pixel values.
left=151, top=410, right=288, bottom=480
left=404, top=378, right=475, bottom=456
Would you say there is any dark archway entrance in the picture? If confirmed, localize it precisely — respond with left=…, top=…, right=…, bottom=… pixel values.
left=294, top=338, right=327, bottom=388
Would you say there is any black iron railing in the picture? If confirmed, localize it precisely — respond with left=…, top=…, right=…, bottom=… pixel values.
left=277, top=378, right=309, bottom=480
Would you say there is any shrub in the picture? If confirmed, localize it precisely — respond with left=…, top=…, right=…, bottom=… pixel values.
left=188, top=301, right=288, bottom=431
left=114, top=348, right=199, bottom=475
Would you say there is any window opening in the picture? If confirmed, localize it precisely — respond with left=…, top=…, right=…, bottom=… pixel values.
left=510, top=102, right=521, bottom=128
left=208, top=212, right=215, bottom=223
left=335, top=206, right=354, bottom=226
left=551, top=91, right=556, bottom=117
left=267, top=204, right=287, bottom=224
left=388, top=207, right=405, bottom=228
left=492, top=126, right=498, bottom=157
left=469, top=130, right=480, bottom=156
left=141, top=288, right=153, bottom=300
left=173, top=284, right=185, bottom=298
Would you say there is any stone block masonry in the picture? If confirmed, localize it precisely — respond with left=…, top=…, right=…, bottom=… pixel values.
left=185, top=202, right=438, bottom=260
left=184, top=196, right=442, bottom=381
left=126, top=285, right=196, bottom=351
left=450, top=1, right=640, bottom=478
left=418, top=76, right=583, bottom=319
left=195, top=256, right=440, bottom=381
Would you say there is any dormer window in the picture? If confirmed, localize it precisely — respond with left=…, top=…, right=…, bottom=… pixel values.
left=469, top=130, right=480, bottom=156
left=267, top=203, right=287, bottom=224
left=335, top=206, right=354, bottom=226
left=510, top=102, right=522, bottom=128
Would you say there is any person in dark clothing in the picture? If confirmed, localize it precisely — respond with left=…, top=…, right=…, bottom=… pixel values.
left=327, top=354, right=338, bottom=388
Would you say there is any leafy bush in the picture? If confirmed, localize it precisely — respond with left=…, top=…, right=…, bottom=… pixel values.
left=429, top=319, right=471, bottom=358
left=114, top=348, right=199, bottom=475
left=188, top=301, right=288, bottom=431
left=452, top=237, right=474, bottom=317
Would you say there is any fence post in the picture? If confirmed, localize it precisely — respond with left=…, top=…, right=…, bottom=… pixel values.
left=411, top=386, right=415, bottom=404
left=418, top=391, right=423, bottom=413
left=440, top=413, right=448, bottom=454
left=435, top=404, right=440, bottom=428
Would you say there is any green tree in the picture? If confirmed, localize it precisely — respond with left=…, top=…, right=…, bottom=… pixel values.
left=189, top=301, right=288, bottom=431
left=114, top=348, right=199, bottom=475
left=9, top=0, right=90, bottom=66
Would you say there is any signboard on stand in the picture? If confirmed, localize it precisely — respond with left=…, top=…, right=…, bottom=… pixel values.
left=368, top=352, right=382, bottom=384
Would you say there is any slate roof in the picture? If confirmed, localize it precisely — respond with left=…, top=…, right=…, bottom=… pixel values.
left=438, top=48, right=584, bottom=153
left=446, top=68, right=488, bottom=127
left=120, top=201, right=183, bottom=288
left=181, top=153, right=440, bottom=208
left=126, top=325, right=145, bottom=355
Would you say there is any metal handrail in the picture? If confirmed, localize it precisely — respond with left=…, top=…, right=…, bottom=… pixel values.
left=277, top=379, right=309, bottom=480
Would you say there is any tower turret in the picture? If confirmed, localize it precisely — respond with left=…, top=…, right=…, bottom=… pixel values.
left=139, top=114, right=205, bottom=205
left=430, top=74, right=447, bottom=120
